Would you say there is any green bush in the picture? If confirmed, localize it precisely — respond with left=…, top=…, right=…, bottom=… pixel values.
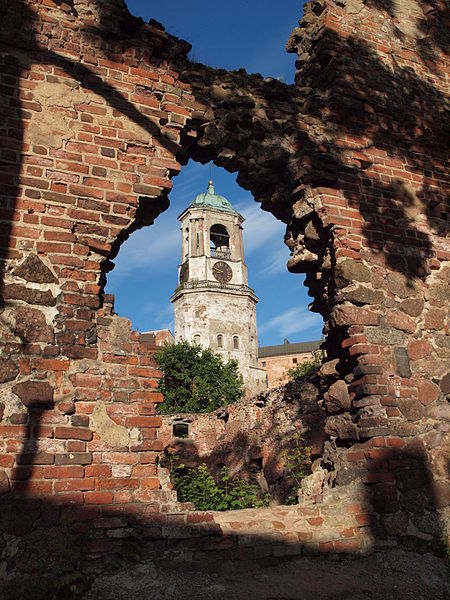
left=154, top=340, right=244, bottom=414
left=282, top=436, right=312, bottom=505
left=173, top=462, right=270, bottom=511
left=286, top=354, right=321, bottom=381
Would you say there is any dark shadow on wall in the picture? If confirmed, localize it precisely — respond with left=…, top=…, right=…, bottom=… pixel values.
left=0, top=1, right=448, bottom=594
left=0, top=425, right=448, bottom=597
left=159, top=376, right=327, bottom=504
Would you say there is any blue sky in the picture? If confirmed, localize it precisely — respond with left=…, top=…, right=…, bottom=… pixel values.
left=106, top=1, right=323, bottom=347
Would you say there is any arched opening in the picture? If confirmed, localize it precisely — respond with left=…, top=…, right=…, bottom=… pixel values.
left=210, top=224, right=230, bottom=259
left=104, top=158, right=325, bottom=510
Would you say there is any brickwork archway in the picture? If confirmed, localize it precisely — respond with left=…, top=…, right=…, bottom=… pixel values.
left=0, top=0, right=448, bottom=580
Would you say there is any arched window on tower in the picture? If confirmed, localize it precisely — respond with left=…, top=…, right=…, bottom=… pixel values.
left=193, top=334, right=201, bottom=345
left=217, top=334, right=223, bottom=348
left=233, top=335, right=239, bottom=350
left=210, top=224, right=230, bottom=260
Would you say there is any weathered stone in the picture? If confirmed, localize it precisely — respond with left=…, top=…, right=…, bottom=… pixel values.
left=0, top=469, right=10, bottom=495
left=337, top=286, right=384, bottom=306
left=323, top=380, right=350, bottom=413
left=393, top=347, right=411, bottom=378
left=12, top=380, right=54, bottom=408
left=367, top=326, right=406, bottom=346
left=335, top=465, right=364, bottom=486
left=398, top=298, right=424, bottom=317
left=437, top=265, right=450, bottom=283
left=410, top=511, right=442, bottom=536
left=0, top=402, right=4, bottom=422
left=407, top=339, right=433, bottom=361
left=424, top=308, right=446, bottom=330
left=395, top=464, right=430, bottom=492
left=386, top=272, right=417, bottom=298
left=12, top=253, right=58, bottom=284
left=104, top=317, right=132, bottom=352
left=440, top=372, right=450, bottom=395
left=417, top=379, right=440, bottom=406
left=389, top=421, right=418, bottom=437
left=434, top=334, right=450, bottom=349
left=385, top=310, right=416, bottom=334
left=318, top=358, right=339, bottom=377
left=404, top=438, right=427, bottom=460
left=399, top=489, right=428, bottom=513
left=91, top=400, right=129, bottom=449
left=424, top=282, right=450, bottom=302
left=427, top=404, right=450, bottom=420
left=371, top=483, right=399, bottom=514
left=428, top=481, right=450, bottom=509
left=14, top=307, right=54, bottom=344
left=331, top=305, right=379, bottom=327
left=324, top=414, right=358, bottom=439
left=2, top=284, right=56, bottom=306
left=334, top=259, right=370, bottom=288
left=398, top=398, right=424, bottom=421
left=0, top=356, right=19, bottom=383
left=377, top=511, right=409, bottom=536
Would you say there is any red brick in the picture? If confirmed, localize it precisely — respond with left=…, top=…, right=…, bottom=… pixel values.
left=97, top=478, right=139, bottom=490
left=85, top=465, right=112, bottom=478
left=125, top=416, right=162, bottom=428
left=140, top=478, right=161, bottom=490
left=55, top=479, right=95, bottom=492
left=84, top=491, right=114, bottom=505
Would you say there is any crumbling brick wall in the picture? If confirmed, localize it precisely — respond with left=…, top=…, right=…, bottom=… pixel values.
left=0, top=0, right=448, bottom=577
left=159, top=376, right=326, bottom=503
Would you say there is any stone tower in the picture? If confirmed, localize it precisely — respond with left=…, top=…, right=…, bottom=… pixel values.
left=171, top=181, right=266, bottom=397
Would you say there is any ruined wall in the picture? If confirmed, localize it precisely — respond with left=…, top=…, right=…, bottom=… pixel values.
left=182, top=0, right=449, bottom=545
left=0, top=0, right=448, bottom=580
left=159, top=377, right=325, bottom=503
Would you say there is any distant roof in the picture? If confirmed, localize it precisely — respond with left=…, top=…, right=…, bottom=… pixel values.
left=189, top=180, right=237, bottom=213
left=258, top=339, right=321, bottom=358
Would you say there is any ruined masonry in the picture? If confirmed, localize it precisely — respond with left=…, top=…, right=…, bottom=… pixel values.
left=171, top=180, right=266, bottom=397
left=0, top=0, right=448, bottom=579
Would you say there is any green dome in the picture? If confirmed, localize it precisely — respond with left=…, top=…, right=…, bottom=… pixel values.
left=189, top=181, right=236, bottom=213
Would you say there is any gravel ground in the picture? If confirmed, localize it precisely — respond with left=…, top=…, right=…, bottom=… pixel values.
left=84, top=549, right=449, bottom=600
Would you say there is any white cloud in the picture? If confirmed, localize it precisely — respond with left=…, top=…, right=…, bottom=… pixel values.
left=236, top=201, right=285, bottom=256
left=258, top=306, right=322, bottom=339
left=109, top=218, right=180, bottom=279
left=256, top=245, right=290, bottom=278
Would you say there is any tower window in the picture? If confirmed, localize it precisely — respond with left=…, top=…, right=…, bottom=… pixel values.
left=293, top=358, right=297, bottom=364
left=217, top=334, right=223, bottom=348
left=233, top=335, right=239, bottom=350
left=193, top=334, right=201, bottom=345
left=210, top=224, right=230, bottom=259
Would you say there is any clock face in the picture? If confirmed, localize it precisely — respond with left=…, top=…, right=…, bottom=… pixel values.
left=180, top=262, right=189, bottom=284
left=212, top=261, right=232, bottom=283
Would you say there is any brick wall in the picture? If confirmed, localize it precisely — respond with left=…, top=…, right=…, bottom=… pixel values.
left=0, top=0, right=448, bottom=581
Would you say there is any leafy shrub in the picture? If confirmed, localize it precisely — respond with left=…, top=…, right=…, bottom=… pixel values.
left=172, top=462, right=270, bottom=511
left=286, top=354, right=321, bottom=381
left=154, top=340, right=244, bottom=414
left=282, top=436, right=312, bottom=505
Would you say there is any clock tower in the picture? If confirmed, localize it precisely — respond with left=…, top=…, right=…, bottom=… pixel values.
left=171, top=181, right=266, bottom=397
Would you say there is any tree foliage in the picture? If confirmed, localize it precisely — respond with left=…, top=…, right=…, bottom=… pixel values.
left=285, top=354, right=321, bottom=381
left=173, top=463, right=270, bottom=511
left=154, top=340, right=244, bottom=414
